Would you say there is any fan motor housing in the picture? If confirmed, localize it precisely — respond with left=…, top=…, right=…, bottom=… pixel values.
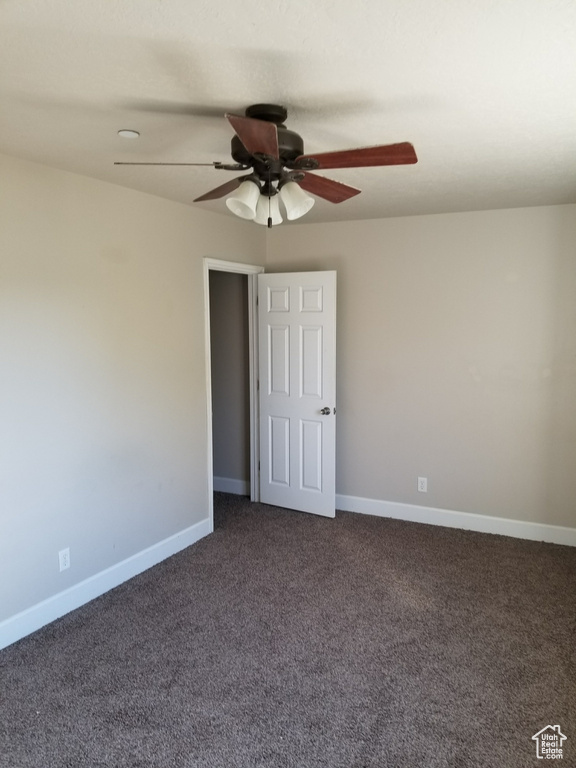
left=230, top=104, right=305, bottom=180
left=245, top=103, right=288, bottom=124
left=231, top=126, right=304, bottom=169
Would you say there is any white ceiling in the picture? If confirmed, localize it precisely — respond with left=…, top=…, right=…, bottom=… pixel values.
left=1, top=0, right=575, bottom=224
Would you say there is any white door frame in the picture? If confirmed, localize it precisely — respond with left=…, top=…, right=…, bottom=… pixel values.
left=203, top=258, right=264, bottom=531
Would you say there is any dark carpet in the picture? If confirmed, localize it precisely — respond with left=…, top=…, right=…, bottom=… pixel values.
left=1, top=493, right=575, bottom=767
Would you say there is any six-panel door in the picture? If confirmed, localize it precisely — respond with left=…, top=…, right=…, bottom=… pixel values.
left=258, top=271, right=336, bottom=517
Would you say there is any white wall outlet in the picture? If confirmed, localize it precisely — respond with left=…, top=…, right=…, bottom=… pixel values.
left=417, top=477, right=428, bottom=493
left=58, top=548, right=70, bottom=571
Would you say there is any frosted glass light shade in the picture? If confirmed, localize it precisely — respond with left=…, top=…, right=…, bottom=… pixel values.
left=279, top=181, right=315, bottom=220
left=225, top=179, right=260, bottom=219
left=253, top=194, right=283, bottom=226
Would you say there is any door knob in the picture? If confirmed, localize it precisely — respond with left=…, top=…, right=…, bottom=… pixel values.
left=320, top=407, right=331, bottom=415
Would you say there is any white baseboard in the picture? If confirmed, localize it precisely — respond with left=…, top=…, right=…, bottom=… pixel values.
left=0, top=518, right=212, bottom=651
left=4, top=497, right=572, bottom=652
left=213, top=476, right=250, bottom=495
left=336, top=494, right=576, bottom=547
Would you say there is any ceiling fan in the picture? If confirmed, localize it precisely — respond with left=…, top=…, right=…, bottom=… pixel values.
left=115, top=103, right=418, bottom=226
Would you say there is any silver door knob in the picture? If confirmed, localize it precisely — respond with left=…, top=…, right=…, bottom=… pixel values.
left=320, top=407, right=331, bottom=415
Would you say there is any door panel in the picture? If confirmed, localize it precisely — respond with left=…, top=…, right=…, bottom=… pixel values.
left=269, top=416, right=290, bottom=485
left=258, top=271, right=336, bottom=517
left=269, top=325, right=290, bottom=395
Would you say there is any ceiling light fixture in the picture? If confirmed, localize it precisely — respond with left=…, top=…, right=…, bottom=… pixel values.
left=225, top=177, right=315, bottom=227
left=117, top=129, right=140, bottom=139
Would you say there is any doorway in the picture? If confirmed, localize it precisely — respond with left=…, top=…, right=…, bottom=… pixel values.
left=203, top=258, right=264, bottom=532
left=204, top=260, right=338, bottom=527
left=209, top=270, right=250, bottom=494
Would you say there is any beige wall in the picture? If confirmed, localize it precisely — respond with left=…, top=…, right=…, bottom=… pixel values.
left=209, top=271, right=250, bottom=484
left=0, top=153, right=265, bottom=621
left=267, top=206, right=576, bottom=527
left=1, top=148, right=575, bottom=634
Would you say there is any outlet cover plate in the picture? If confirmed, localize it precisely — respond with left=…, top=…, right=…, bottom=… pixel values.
left=59, top=548, right=70, bottom=571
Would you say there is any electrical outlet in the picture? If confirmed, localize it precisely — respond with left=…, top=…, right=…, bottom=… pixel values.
left=59, top=548, right=70, bottom=571
left=417, top=477, right=428, bottom=493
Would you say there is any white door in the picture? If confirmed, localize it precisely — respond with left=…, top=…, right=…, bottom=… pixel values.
left=258, top=271, right=336, bottom=517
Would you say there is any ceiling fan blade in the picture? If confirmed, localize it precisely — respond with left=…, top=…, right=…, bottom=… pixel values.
left=297, top=172, right=361, bottom=204
left=226, top=113, right=279, bottom=159
left=114, top=162, right=217, bottom=166
left=296, top=142, right=418, bottom=170
left=193, top=176, right=246, bottom=202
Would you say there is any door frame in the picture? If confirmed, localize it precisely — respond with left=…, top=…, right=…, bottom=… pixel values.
left=203, top=258, right=264, bottom=531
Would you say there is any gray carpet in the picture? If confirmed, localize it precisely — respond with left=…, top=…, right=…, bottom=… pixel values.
left=1, top=493, right=575, bottom=767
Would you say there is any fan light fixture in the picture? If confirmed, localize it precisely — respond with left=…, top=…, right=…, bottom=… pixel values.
left=225, top=179, right=314, bottom=226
